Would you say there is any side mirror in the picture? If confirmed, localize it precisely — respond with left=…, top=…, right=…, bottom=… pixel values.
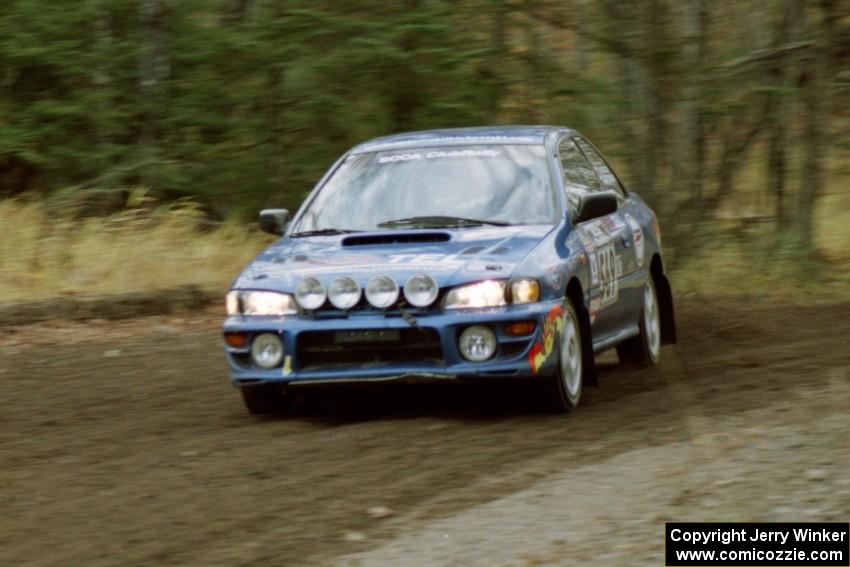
left=258, top=209, right=290, bottom=236
left=573, top=191, right=618, bottom=224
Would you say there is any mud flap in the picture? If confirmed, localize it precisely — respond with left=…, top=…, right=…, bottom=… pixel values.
left=655, top=273, right=677, bottom=344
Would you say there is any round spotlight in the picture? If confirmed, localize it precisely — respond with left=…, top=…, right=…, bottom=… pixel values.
left=328, top=276, right=361, bottom=310
left=295, top=277, right=326, bottom=310
left=251, top=333, right=284, bottom=369
left=365, top=275, right=400, bottom=309
left=404, top=274, right=439, bottom=308
left=458, top=326, right=497, bottom=362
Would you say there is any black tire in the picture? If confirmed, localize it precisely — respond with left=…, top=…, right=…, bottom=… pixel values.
left=616, top=277, right=662, bottom=367
left=240, top=384, right=293, bottom=415
left=544, top=299, right=584, bottom=413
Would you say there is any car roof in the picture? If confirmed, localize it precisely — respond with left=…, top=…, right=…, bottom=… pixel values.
left=350, top=125, right=576, bottom=154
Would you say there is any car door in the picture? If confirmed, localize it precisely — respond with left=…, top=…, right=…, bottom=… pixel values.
left=574, top=137, right=645, bottom=331
left=558, top=137, right=630, bottom=341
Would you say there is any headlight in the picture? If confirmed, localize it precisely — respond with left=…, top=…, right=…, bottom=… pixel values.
left=365, top=275, right=399, bottom=309
left=226, top=290, right=240, bottom=315
left=445, top=280, right=507, bottom=309
left=226, top=290, right=297, bottom=316
left=295, top=277, right=326, bottom=310
left=328, top=276, right=361, bottom=309
left=511, top=279, right=540, bottom=304
left=404, top=274, right=439, bottom=307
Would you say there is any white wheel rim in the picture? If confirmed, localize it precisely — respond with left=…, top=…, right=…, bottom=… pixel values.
left=560, top=309, right=582, bottom=397
left=644, top=281, right=661, bottom=359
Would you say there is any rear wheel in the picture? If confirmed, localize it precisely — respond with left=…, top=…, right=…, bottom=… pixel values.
left=240, top=384, right=293, bottom=415
left=545, top=299, right=583, bottom=413
left=616, top=277, right=661, bottom=367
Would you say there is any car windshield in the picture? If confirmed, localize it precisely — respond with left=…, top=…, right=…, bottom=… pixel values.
left=291, top=144, right=558, bottom=233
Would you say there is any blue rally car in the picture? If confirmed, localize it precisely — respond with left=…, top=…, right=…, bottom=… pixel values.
left=223, top=126, right=676, bottom=414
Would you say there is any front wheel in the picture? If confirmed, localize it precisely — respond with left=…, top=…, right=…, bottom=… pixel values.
left=544, top=299, right=584, bottom=413
left=616, top=277, right=662, bottom=367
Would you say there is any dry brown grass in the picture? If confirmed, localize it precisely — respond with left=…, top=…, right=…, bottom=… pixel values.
left=672, top=188, right=850, bottom=302
left=1, top=177, right=847, bottom=304
left=0, top=198, right=269, bottom=302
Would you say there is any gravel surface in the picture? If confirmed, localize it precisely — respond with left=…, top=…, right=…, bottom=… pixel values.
left=1, top=296, right=848, bottom=566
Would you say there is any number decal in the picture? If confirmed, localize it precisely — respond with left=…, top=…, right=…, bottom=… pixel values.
left=597, top=244, right=620, bottom=307
left=578, top=219, right=622, bottom=309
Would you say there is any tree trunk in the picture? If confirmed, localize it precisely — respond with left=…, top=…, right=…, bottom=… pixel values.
left=222, top=0, right=253, bottom=24
left=765, top=0, right=805, bottom=226
left=391, top=0, right=422, bottom=132
left=797, top=0, right=836, bottom=250
left=484, top=0, right=508, bottom=117
left=600, top=0, right=643, bottom=192
left=90, top=0, right=113, bottom=160
left=575, top=0, right=590, bottom=73
left=641, top=0, right=672, bottom=205
left=673, top=0, right=708, bottom=203
left=139, top=0, right=167, bottom=189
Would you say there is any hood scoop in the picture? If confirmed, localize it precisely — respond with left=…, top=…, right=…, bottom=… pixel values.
left=342, top=232, right=451, bottom=247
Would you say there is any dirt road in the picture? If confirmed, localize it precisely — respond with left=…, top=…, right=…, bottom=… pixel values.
left=2, top=297, right=848, bottom=566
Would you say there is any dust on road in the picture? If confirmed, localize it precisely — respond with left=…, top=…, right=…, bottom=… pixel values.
left=1, top=297, right=848, bottom=566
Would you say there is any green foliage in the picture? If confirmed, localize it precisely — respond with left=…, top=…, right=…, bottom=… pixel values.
left=0, top=0, right=846, bottom=237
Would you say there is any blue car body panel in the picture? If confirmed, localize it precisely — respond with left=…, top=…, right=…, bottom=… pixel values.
left=223, top=126, right=672, bottom=386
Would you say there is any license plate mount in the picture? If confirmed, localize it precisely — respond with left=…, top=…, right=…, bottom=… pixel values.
left=334, top=329, right=401, bottom=344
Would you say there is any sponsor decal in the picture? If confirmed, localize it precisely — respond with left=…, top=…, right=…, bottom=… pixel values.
left=544, top=266, right=564, bottom=290
left=378, top=153, right=422, bottom=164
left=587, top=251, right=599, bottom=285
left=465, top=260, right=510, bottom=273
left=528, top=306, right=565, bottom=375
left=387, top=253, right=463, bottom=265
left=376, top=149, right=501, bottom=164
left=356, top=135, right=539, bottom=153
left=585, top=222, right=610, bottom=247
left=625, top=214, right=645, bottom=267
left=425, top=149, right=500, bottom=159
left=589, top=297, right=601, bottom=325
left=577, top=229, right=596, bottom=253
left=600, top=215, right=626, bottom=236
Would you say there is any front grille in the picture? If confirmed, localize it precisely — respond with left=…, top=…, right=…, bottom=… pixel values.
left=297, top=328, right=443, bottom=370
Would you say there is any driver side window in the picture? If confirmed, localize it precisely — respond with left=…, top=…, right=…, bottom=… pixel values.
left=574, top=138, right=626, bottom=198
left=558, top=138, right=601, bottom=218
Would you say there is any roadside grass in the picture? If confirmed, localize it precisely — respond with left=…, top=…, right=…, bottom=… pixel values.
left=672, top=189, right=850, bottom=302
left=1, top=182, right=847, bottom=304
left=671, top=142, right=850, bottom=302
left=0, top=198, right=270, bottom=303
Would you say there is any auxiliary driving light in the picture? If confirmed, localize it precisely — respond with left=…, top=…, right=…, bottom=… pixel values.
left=458, top=325, right=497, bottom=362
left=295, top=276, right=326, bottom=310
left=251, top=333, right=284, bottom=369
left=365, top=275, right=399, bottom=309
left=328, top=276, right=361, bottom=310
left=404, top=274, right=439, bottom=307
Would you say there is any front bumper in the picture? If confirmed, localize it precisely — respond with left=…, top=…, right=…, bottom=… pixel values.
left=222, top=299, right=564, bottom=386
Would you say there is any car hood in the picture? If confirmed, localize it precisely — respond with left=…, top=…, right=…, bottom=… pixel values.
left=232, top=225, right=554, bottom=291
